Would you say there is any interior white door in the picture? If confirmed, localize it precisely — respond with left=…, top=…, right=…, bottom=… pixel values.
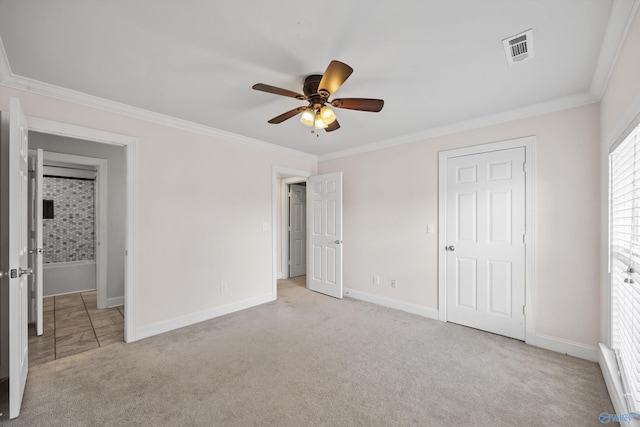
left=8, top=97, right=30, bottom=419
left=445, top=148, right=525, bottom=340
left=307, top=172, right=343, bottom=299
left=34, top=148, right=43, bottom=336
left=289, top=184, right=306, bottom=277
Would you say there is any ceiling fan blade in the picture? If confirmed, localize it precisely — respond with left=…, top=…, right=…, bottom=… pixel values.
left=267, top=106, right=307, bottom=124
left=318, top=61, right=353, bottom=97
left=331, top=98, right=384, bottom=112
left=325, top=120, right=340, bottom=132
left=253, top=83, right=306, bottom=100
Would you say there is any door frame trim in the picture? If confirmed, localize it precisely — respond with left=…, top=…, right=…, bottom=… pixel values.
left=281, top=178, right=307, bottom=279
left=37, top=151, right=108, bottom=309
left=26, top=116, right=139, bottom=342
left=272, top=166, right=313, bottom=296
left=438, top=136, right=536, bottom=341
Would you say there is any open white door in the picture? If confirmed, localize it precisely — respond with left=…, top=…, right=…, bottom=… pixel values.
left=307, top=172, right=343, bottom=299
left=7, top=97, right=30, bottom=419
left=34, top=149, right=43, bottom=336
left=289, top=184, right=306, bottom=277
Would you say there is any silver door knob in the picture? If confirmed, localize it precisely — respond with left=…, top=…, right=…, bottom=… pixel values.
left=445, top=245, right=455, bottom=251
left=334, top=240, right=343, bottom=244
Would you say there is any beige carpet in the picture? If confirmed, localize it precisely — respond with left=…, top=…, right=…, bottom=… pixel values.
left=1, top=276, right=613, bottom=426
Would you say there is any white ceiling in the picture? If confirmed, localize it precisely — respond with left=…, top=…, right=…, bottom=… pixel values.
left=0, top=1, right=626, bottom=157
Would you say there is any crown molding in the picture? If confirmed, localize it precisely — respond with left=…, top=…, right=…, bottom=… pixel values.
left=0, top=59, right=317, bottom=163
left=318, top=91, right=598, bottom=161
left=590, top=0, right=640, bottom=101
left=0, top=69, right=597, bottom=166
left=5, top=69, right=598, bottom=164
left=0, top=37, right=11, bottom=82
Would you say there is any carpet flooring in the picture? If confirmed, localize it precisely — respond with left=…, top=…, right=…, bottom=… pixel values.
left=0, top=276, right=613, bottom=426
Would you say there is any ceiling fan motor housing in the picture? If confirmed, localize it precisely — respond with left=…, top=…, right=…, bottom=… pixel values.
left=303, top=74, right=323, bottom=98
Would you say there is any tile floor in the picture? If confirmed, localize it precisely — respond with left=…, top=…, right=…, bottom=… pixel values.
left=28, top=291, right=124, bottom=367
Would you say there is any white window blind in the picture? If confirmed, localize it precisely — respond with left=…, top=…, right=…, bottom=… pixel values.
left=610, top=121, right=640, bottom=413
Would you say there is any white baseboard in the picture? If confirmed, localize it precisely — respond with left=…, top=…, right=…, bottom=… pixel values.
left=107, top=296, right=124, bottom=308
left=345, top=288, right=599, bottom=362
left=528, top=333, right=598, bottom=362
left=344, top=287, right=439, bottom=320
left=45, top=287, right=96, bottom=298
left=136, top=293, right=276, bottom=341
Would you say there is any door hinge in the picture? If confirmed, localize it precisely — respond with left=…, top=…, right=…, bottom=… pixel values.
left=522, top=234, right=527, bottom=244
left=523, top=305, right=526, bottom=315
left=523, top=162, right=527, bottom=173
left=288, top=191, right=293, bottom=198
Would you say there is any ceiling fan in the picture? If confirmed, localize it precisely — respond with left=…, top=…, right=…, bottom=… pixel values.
left=252, top=60, right=384, bottom=133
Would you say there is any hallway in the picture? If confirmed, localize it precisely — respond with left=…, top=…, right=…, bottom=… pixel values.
left=28, top=291, right=124, bottom=367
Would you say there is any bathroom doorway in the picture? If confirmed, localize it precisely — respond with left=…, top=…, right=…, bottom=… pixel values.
left=26, top=132, right=126, bottom=365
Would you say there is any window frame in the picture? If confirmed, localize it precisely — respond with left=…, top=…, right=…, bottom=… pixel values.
left=609, top=116, right=640, bottom=414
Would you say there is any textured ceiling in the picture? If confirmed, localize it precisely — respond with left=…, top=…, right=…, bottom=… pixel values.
left=0, top=0, right=619, bottom=157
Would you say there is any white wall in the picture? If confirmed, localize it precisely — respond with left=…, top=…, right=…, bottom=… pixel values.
left=29, top=131, right=126, bottom=301
left=599, top=7, right=640, bottom=344
left=0, top=87, right=316, bottom=334
left=319, top=103, right=601, bottom=349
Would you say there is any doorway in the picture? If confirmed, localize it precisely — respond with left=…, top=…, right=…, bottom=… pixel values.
left=438, top=137, right=536, bottom=341
left=272, top=167, right=345, bottom=300
left=25, top=117, right=138, bottom=343
left=26, top=148, right=124, bottom=365
left=288, top=182, right=306, bottom=278
left=272, top=167, right=311, bottom=296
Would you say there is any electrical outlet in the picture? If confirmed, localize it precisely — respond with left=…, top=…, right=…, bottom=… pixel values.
left=391, top=279, right=397, bottom=288
left=373, top=275, right=380, bottom=285
left=262, top=222, right=270, bottom=231
left=427, top=224, right=435, bottom=234
left=220, top=283, right=228, bottom=293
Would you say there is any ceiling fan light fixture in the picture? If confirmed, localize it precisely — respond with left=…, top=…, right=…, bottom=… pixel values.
left=314, top=115, right=328, bottom=130
left=319, top=106, right=337, bottom=125
left=300, top=107, right=315, bottom=127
